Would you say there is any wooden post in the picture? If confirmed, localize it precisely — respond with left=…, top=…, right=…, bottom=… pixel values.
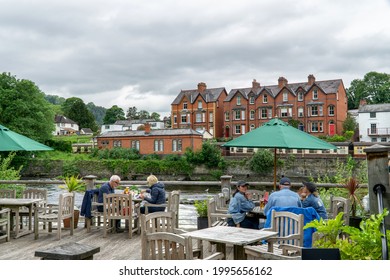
left=364, top=144, right=390, bottom=229
left=220, top=175, right=232, bottom=199
left=83, top=175, right=97, bottom=191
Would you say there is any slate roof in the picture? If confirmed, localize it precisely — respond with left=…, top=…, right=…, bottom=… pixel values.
left=224, top=79, right=343, bottom=102
left=54, top=115, right=77, bottom=124
left=358, top=103, right=390, bottom=113
left=171, top=87, right=226, bottom=105
left=97, top=128, right=202, bottom=138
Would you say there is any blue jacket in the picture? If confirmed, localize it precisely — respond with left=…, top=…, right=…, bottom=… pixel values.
left=302, top=194, right=328, bottom=220
left=264, top=206, right=320, bottom=248
left=228, top=191, right=255, bottom=224
left=144, top=182, right=166, bottom=213
left=97, top=181, right=115, bottom=212
left=80, top=189, right=100, bottom=218
left=263, top=188, right=302, bottom=215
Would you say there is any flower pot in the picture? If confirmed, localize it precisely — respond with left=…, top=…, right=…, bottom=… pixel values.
left=349, top=216, right=363, bottom=229
left=197, top=217, right=208, bottom=229
left=63, top=209, right=80, bottom=229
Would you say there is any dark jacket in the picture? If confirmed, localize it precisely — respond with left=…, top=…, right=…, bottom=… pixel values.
left=143, top=182, right=166, bottom=213
left=80, top=189, right=100, bottom=218
left=97, top=181, right=115, bottom=212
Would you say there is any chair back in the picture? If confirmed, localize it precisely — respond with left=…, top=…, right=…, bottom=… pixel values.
left=140, top=211, right=177, bottom=259
left=22, top=188, right=47, bottom=208
left=207, top=197, right=232, bottom=227
left=143, top=231, right=193, bottom=260
left=330, top=196, right=350, bottom=225
left=0, top=189, right=16, bottom=198
left=268, top=210, right=304, bottom=247
left=0, top=208, right=11, bottom=242
left=58, top=192, right=75, bottom=220
left=215, top=193, right=228, bottom=211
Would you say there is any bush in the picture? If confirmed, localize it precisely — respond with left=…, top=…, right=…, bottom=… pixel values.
left=194, top=200, right=208, bottom=217
left=248, top=149, right=274, bottom=174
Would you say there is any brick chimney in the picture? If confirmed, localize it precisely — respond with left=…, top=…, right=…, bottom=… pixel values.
left=144, top=122, right=151, bottom=134
left=252, top=79, right=260, bottom=90
left=308, top=74, right=316, bottom=86
left=197, top=82, right=207, bottom=93
left=359, top=99, right=367, bottom=106
left=278, top=77, right=288, bottom=88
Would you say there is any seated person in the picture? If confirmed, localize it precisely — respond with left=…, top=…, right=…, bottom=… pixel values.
left=264, top=177, right=302, bottom=216
left=227, top=180, right=259, bottom=229
left=139, top=175, right=166, bottom=214
left=301, top=181, right=328, bottom=220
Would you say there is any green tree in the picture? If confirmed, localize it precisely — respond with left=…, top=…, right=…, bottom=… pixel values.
left=342, top=113, right=358, bottom=133
left=61, top=97, right=98, bottom=132
left=87, top=102, right=106, bottom=126
left=150, top=112, right=161, bottom=121
left=249, top=149, right=274, bottom=174
left=126, top=106, right=138, bottom=119
left=138, top=110, right=150, bottom=120
left=0, top=72, right=55, bottom=142
left=103, top=105, right=125, bottom=124
left=347, top=71, right=390, bottom=109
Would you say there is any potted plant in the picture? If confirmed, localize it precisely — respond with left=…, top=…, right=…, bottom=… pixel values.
left=60, top=175, right=85, bottom=229
left=343, top=177, right=365, bottom=228
left=194, top=200, right=208, bottom=229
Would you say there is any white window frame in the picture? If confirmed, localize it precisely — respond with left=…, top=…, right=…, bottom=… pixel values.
left=236, top=96, right=241, bottom=105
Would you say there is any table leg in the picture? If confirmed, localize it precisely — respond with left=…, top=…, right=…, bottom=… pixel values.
left=216, top=243, right=227, bottom=260
left=233, top=245, right=245, bottom=260
left=28, top=205, right=33, bottom=231
left=14, top=208, right=20, bottom=238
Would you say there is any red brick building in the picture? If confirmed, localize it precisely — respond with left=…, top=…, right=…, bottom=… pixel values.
left=223, top=75, right=347, bottom=138
left=170, top=82, right=228, bottom=139
left=96, top=123, right=202, bottom=155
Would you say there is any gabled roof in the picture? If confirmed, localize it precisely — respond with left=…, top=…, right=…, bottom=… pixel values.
left=97, top=128, right=202, bottom=138
left=54, top=115, right=77, bottom=125
left=358, top=103, right=390, bottom=113
left=224, top=79, right=343, bottom=102
left=171, top=87, right=226, bottom=105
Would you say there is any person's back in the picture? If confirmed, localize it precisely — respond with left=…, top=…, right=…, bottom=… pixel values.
left=264, top=177, right=301, bottom=215
left=301, top=182, right=328, bottom=220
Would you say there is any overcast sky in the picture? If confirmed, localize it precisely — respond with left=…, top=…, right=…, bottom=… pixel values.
left=1, top=0, right=390, bottom=118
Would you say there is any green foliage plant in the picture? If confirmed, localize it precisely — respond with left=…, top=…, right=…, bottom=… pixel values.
left=194, top=200, right=208, bottom=218
left=60, top=175, right=85, bottom=192
left=248, top=149, right=274, bottom=174
left=305, top=210, right=390, bottom=260
left=0, top=152, right=24, bottom=197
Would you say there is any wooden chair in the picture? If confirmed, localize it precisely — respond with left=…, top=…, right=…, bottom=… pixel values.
left=102, top=193, right=139, bottom=239
left=0, top=189, right=16, bottom=198
left=207, top=197, right=232, bottom=227
left=215, top=193, right=229, bottom=211
left=247, top=189, right=264, bottom=202
left=244, top=210, right=304, bottom=260
left=19, top=188, right=47, bottom=229
left=167, top=190, right=180, bottom=227
left=81, top=189, right=105, bottom=232
left=0, top=208, right=11, bottom=242
left=34, top=192, right=74, bottom=240
left=329, top=196, right=350, bottom=225
left=144, top=191, right=169, bottom=214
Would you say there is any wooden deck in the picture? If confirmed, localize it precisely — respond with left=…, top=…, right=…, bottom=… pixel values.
left=0, top=217, right=233, bottom=260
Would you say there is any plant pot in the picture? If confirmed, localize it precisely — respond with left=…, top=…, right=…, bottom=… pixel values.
left=349, top=216, right=363, bottom=229
left=63, top=209, right=80, bottom=229
left=197, top=217, right=208, bottom=229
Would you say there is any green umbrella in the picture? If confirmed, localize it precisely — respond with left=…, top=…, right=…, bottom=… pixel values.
left=222, top=118, right=337, bottom=190
left=0, top=124, right=53, bottom=151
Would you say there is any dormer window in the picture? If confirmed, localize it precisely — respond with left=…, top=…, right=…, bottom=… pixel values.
left=249, top=96, right=255, bottom=104
left=236, top=96, right=241, bottom=105
left=197, top=100, right=202, bottom=109
left=313, top=89, right=318, bottom=100
left=263, top=94, right=268, bottom=103
left=298, top=92, right=303, bottom=101
left=183, top=102, right=188, bottom=109
left=283, top=92, right=288, bottom=102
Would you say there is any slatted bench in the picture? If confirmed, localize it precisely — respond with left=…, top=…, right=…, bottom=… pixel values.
left=35, top=242, right=100, bottom=260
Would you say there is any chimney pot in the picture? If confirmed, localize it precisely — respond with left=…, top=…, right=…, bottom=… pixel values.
left=252, top=79, right=260, bottom=89
left=278, top=77, right=288, bottom=88
left=308, top=74, right=316, bottom=85
left=197, top=82, right=207, bottom=92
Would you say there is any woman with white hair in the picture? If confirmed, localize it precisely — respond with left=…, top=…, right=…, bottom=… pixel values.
left=139, top=174, right=166, bottom=214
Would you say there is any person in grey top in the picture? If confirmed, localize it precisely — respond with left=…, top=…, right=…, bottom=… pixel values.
left=263, top=177, right=302, bottom=215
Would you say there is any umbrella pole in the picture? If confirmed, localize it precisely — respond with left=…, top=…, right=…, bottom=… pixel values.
left=273, top=148, right=277, bottom=191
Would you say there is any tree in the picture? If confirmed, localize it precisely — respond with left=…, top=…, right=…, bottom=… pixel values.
left=103, top=105, right=125, bottom=124
left=346, top=71, right=390, bottom=109
left=342, top=113, right=358, bottom=133
left=138, top=110, right=150, bottom=120
left=150, top=112, right=161, bottom=121
left=126, top=106, right=138, bottom=119
left=0, top=72, right=55, bottom=142
left=87, top=102, right=106, bottom=126
left=61, top=97, right=98, bottom=132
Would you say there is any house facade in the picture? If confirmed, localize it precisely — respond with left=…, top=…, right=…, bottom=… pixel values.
left=96, top=123, right=202, bottom=155
left=223, top=75, right=348, bottom=138
left=170, top=82, right=228, bottom=139
left=101, top=119, right=165, bottom=134
left=53, top=115, right=79, bottom=135
left=358, top=102, right=390, bottom=142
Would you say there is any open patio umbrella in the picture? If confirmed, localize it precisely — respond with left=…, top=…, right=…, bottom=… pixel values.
left=222, top=118, right=337, bottom=190
left=0, top=124, right=53, bottom=151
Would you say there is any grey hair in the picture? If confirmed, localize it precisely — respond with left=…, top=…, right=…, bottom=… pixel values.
left=109, top=175, right=121, bottom=183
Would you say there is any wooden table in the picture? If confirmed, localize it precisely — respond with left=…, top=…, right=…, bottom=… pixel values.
left=35, top=242, right=100, bottom=260
left=181, top=226, right=277, bottom=260
left=0, top=198, right=41, bottom=238
left=251, top=206, right=266, bottom=219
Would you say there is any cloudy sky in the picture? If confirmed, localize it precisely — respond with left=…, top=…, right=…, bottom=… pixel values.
left=1, top=0, right=390, bottom=118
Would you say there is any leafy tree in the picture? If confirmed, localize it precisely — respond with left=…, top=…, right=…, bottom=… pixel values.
left=287, top=118, right=300, bottom=128
left=87, top=102, right=106, bottom=126
left=184, top=140, right=225, bottom=169
left=103, top=105, right=125, bottom=124
left=126, top=106, right=138, bottom=119
left=45, top=94, right=66, bottom=105
left=150, top=112, right=161, bottom=121
left=342, top=113, right=358, bottom=133
left=138, top=110, right=150, bottom=120
left=61, top=97, right=98, bottom=132
left=346, top=71, right=390, bottom=109
left=248, top=149, right=274, bottom=174
left=0, top=72, right=55, bottom=142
